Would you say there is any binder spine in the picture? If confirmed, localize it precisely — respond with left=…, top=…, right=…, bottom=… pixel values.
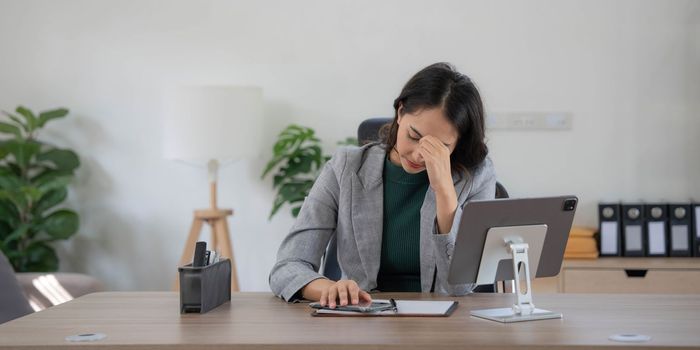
left=598, top=203, right=621, bottom=256
left=644, top=204, right=668, bottom=257
left=669, top=204, right=692, bottom=257
left=622, top=204, right=645, bottom=257
left=693, top=203, right=700, bottom=257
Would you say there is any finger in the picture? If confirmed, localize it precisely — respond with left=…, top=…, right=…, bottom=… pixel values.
left=419, top=144, right=436, bottom=158
left=348, top=284, right=360, bottom=304
left=420, top=136, right=450, bottom=155
left=359, top=290, right=372, bottom=303
left=419, top=135, right=439, bottom=148
left=328, top=286, right=338, bottom=308
left=320, top=288, right=328, bottom=307
left=338, top=284, right=349, bottom=306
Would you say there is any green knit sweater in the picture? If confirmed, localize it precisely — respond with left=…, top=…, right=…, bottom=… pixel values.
left=376, top=156, right=429, bottom=292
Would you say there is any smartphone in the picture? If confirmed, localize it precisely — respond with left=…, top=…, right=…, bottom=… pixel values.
left=309, top=301, right=394, bottom=313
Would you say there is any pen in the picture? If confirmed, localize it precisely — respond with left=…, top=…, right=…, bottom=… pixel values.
left=389, top=298, right=398, bottom=313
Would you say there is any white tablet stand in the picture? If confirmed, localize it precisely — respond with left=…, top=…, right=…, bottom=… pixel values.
left=470, top=224, right=563, bottom=323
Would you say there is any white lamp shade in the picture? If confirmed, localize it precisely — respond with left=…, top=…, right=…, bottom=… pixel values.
left=163, top=86, right=263, bottom=165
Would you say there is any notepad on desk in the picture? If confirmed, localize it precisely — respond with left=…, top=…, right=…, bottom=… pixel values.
left=311, top=299, right=458, bottom=317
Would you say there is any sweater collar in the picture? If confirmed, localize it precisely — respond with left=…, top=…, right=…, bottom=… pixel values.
left=383, top=156, right=429, bottom=184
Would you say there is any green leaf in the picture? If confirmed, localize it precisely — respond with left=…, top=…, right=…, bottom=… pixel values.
left=0, top=200, right=20, bottom=225
left=262, top=124, right=355, bottom=220
left=1, top=111, right=29, bottom=132
left=38, top=108, right=69, bottom=127
left=16, top=106, right=38, bottom=132
left=272, top=124, right=313, bottom=157
left=7, top=163, right=22, bottom=176
left=269, top=194, right=287, bottom=220
left=35, top=176, right=71, bottom=195
left=4, top=139, right=41, bottom=170
left=2, top=223, right=29, bottom=245
left=263, top=125, right=322, bottom=179
left=0, top=190, right=27, bottom=212
left=33, top=187, right=67, bottom=215
left=0, top=122, right=21, bottom=138
left=273, top=174, right=285, bottom=188
left=0, top=171, right=24, bottom=190
left=2, top=248, right=23, bottom=260
left=20, top=186, right=42, bottom=202
left=283, top=157, right=311, bottom=179
left=36, top=149, right=80, bottom=172
left=261, top=154, right=285, bottom=179
left=42, top=209, right=79, bottom=240
left=279, top=181, right=312, bottom=203
left=0, top=142, right=9, bottom=159
left=0, top=221, right=12, bottom=240
left=291, top=205, right=302, bottom=217
left=31, top=169, right=72, bottom=185
left=23, top=241, right=59, bottom=272
left=337, top=137, right=358, bottom=146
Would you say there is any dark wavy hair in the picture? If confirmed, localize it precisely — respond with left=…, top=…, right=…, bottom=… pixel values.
left=380, top=62, right=488, bottom=174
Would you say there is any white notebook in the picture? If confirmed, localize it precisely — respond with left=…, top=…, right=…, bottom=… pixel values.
left=311, top=299, right=458, bottom=317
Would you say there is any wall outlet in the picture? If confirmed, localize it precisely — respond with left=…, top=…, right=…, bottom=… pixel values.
left=486, top=112, right=573, bottom=130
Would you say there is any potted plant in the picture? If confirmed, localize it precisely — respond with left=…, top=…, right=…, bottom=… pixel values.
left=261, top=124, right=355, bottom=219
left=0, top=106, right=80, bottom=272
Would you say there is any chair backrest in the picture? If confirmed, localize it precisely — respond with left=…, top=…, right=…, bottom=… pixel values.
left=357, top=117, right=391, bottom=146
left=321, top=118, right=509, bottom=293
left=0, top=251, right=33, bottom=324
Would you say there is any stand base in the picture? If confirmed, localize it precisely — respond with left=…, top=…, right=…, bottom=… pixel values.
left=471, top=307, right=562, bottom=323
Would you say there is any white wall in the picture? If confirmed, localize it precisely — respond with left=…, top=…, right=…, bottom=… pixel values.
left=0, top=0, right=698, bottom=291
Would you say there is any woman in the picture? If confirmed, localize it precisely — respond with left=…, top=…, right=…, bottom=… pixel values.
left=269, top=62, right=497, bottom=307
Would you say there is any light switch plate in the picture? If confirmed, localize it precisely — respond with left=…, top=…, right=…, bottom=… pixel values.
left=486, top=112, right=573, bottom=130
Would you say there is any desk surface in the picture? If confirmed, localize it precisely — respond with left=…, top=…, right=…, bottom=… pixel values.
left=1, top=292, right=699, bottom=349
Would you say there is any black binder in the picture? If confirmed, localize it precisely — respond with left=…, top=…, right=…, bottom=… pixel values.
left=644, top=204, right=668, bottom=257
left=693, top=203, right=700, bottom=257
left=598, top=203, right=621, bottom=256
left=668, top=204, right=692, bottom=257
left=622, top=204, right=645, bottom=257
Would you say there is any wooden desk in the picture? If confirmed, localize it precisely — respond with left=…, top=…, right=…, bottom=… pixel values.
left=1, top=292, right=699, bottom=349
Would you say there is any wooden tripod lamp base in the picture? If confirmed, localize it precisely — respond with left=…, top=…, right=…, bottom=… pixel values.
left=174, top=162, right=239, bottom=292
left=175, top=208, right=239, bottom=292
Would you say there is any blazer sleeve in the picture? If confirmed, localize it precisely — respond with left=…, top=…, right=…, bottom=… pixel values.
left=268, top=149, right=346, bottom=302
left=431, top=157, right=497, bottom=295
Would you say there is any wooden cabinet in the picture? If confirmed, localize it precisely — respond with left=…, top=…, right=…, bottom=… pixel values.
left=532, top=258, right=700, bottom=294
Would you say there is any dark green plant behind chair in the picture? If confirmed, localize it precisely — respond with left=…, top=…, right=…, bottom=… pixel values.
left=321, top=118, right=508, bottom=293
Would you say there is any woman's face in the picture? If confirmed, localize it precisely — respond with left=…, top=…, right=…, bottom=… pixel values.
left=389, top=106, right=459, bottom=174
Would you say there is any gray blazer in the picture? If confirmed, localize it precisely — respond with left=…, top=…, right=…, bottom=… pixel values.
left=269, top=143, right=497, bottom=302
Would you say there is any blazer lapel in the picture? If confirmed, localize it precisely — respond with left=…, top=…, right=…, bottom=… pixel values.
left=419, top=189, right=437, bottom=291
left=350, top=146, right=385, bottom=289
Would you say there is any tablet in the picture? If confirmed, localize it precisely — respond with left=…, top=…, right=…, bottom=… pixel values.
left=448, top=196, right=578, bottom=284
left=309, top=301, right=394, bottom=313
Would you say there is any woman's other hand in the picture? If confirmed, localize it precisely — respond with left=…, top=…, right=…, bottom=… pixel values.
left=303, top=278, right=372, bottom=308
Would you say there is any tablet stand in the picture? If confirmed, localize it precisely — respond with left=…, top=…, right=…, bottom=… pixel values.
left=470, top=225, right=562, bottom=323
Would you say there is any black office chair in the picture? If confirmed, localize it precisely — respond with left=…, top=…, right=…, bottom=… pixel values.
left=321, top=118, right=508, bottom=293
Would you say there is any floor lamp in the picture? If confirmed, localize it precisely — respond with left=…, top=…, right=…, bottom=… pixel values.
left=163, top=86, right=263, bottom=292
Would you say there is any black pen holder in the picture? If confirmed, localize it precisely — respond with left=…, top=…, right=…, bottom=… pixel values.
left=178, top=258, right=231, bottom=314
